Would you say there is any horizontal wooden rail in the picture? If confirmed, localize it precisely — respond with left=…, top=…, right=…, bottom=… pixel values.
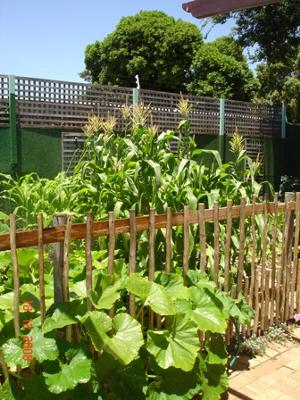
left=0, top=201, right=292, bottom=252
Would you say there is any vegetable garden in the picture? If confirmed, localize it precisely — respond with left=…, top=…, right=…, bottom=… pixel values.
left=0, top=103, right=299, bottom=399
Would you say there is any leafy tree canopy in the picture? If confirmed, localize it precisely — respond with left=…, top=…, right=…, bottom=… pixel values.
left=213, top=0, right=300, bottom=64
left=81, top=11, right=203, bottom=92
left=188, top=37, right=258, bottom=100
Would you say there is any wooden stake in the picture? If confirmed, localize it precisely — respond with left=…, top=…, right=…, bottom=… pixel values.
left=129, top=209, right=136, bottom=316
left=260, top=201, right=268, bottom=290
left=148, top=209, right=156, bottom=329
left=264, top=270, right=270, bottom=330
left=183, top=206, right=189, bottom=279
left=213, top=202, right=220, bottom=287
left=249, top=197, right=257, bottom=309
left=37, top=213, right=45, bottom=324
left=291, top=193, right=300, bottom=316
left=165, top=207, right=172, bottom=273
left=63, top=214, right=72, bottom=303
left=85, top=212, right=93, bottom=312
left=270, top=193, right=278, bottom=326
left=253, top=276, right=259, bottom=335
left=224, top=200, right=233, bottom=292
left=237, top=198, right=246, bottom=294
left=198, top=203, right=206, bottom=272
left=10, top=214, right=20, bottom=338
left=108, top=212, right=115, bottom=276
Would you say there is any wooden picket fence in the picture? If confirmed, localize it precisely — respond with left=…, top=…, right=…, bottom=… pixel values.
left=0, top=193, right=300, bottom=340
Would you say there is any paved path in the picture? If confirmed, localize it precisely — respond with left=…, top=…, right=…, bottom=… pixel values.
left=227, top=327, right=300, bottom=400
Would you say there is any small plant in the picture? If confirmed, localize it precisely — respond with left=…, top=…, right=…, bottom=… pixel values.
left=266, top=324, right=291, bottom=343
left=240, top=336, right=266, bottom=357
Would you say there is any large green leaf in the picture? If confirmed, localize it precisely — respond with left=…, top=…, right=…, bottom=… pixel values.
left=42, top=300, right=84, bottom=334
left=30, top=328, right=58, bottom=363
left=146, top=315, right=199, bottom=372
left=126, top=274, right=176, bottom=315
left=88, top=280, right=121, bottom=310
left=85, top=311, right=144, bottom=365
left=205, top=335, right=227, bottom=365
left=2, top=338, right=30, bottom=369
left=187, top=288, right=227, bottom=333
left=0, top=379, right=22, bottom=400
left=96, top=352, right=147, bottom=400
left=43, top=351, right=92, bottom=394
left=155, top=273, right=189, bottom=301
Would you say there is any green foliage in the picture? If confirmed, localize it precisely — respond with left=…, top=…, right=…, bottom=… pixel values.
left=188, top=37, right=258, bottom=100
left=81, top=11, right=203, bottom=92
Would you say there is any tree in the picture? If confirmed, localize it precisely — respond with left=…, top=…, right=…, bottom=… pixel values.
left=188, top=37, right=258, bottom=100
left=81, top=11, right=203, bottom=92
left=212, top=0, right=300, bottom=64
left=213, top=0, right=300, bottom=120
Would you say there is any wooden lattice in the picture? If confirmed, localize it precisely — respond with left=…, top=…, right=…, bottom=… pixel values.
left=0, top=75, right=9, bottom=127
left=225, top=99, right=281, bottom=137
left=15, top=76, right=132, bottom=130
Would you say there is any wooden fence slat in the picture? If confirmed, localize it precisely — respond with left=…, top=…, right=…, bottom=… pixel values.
left=291, top=193, right=300, bottom=317
left=249, top=197, right=257, bottom=310
left=63, top=214, right=72, bottom=303
left=260, top=201, right=268, bottom=290
left=148, top=209, right=156, bottom=329
left=237, top=198, right=246, bottom=294
left=129, top=209, right=137, bottom=317
left=0, top=202, right=293, bottom=252
left=108, top=212, right=116, bottom=276
left=10, top=214, right=20, bottom=338
left=165, top=207, right=172, bottom=273
left=264, top=270, right=270, bottom=331
left=52, top=214, right=66, bottom=304
left=37, top=213, right=45, bottom=324
left=198, top=204, right=206, bottom=272
left=213, top=202, right=220, bottom=286
left=224, top=200, right=233, bottom=292
left=270, top=193, right=278, bottom=326
left=253, top=276, right=259, bottom=335
left=276, top=269, right=281, bottom=324
left=183, top=206, right=190, bottom=279
left=85, top=212, right=93, bottom=312
left=295, top=193, right=300, bottom=314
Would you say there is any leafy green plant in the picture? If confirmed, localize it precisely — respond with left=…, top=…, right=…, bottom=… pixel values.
left=0, top=269, right=254, bottom=399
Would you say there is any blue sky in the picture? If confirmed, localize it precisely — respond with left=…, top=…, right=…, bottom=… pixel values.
left=0, top=0, right=234, bottom=82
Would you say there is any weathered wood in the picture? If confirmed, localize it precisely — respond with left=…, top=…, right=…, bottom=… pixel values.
left=63, top=215, right=72, bottom=303
left=148, top=209, right=156, bottom=329
left=129, top=209, right=137, bottom=316
left=52, top=214, right=67, bottom=304
left=275, top=269, right=281, bottom=324
left=213, top=202, right=220, bottom=286
left=249, top=197, right=257, bottom=309
left=85, top=213, right=93, bottom=311
left=198, top=203, right=206, bottom=272
left=260, top=201, right=268, bottom=289
left=165, top=207, right=172, bottom=273
left=10, top=214, right=20, bottom=338
left=183, top=206, right=190, bottom=278
left=237, top=198, right=246, bottom=294
left=0, top=202, right=292, bottom=252
left=270, top=193, right=278, bottom=326
left=253, top=276, right=259, bottom=335
left=108, top=212, right=116, bottom=276
left=224, top=200, right=233, bottom=292
left=264, top=270, right=270, bottom=331
left=297, top=193, right=300, bottom=314
left=290, top=193, right=300, bottom=317
left=37, top=213, right=45, bottom=324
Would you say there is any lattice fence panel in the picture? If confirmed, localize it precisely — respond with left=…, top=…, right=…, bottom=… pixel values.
left=15, top=77, right=132, bottom=130
left=225, top=100, right=281, bottom=137
left=0, top=75, right=9, bottom=127
left=140, top=89, right=219, bottom=135
left=62, top=132, right=85, bottom=173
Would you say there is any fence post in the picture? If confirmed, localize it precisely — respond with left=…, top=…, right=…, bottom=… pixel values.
left=219, top=98, right=225, bottom=162
left=52, top=213, right=67, bottom=304
left=132, top=88, right=140, bottom=107
left=8, top=75, right=18, bottom=174
left=281, top=104, right=287, bottom=177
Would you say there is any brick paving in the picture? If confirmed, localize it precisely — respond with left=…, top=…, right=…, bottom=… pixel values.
left=227, top=327, right=300, bottom=400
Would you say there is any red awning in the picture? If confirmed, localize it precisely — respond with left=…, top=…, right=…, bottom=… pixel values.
left=182, top=0, right=281, bottom=18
